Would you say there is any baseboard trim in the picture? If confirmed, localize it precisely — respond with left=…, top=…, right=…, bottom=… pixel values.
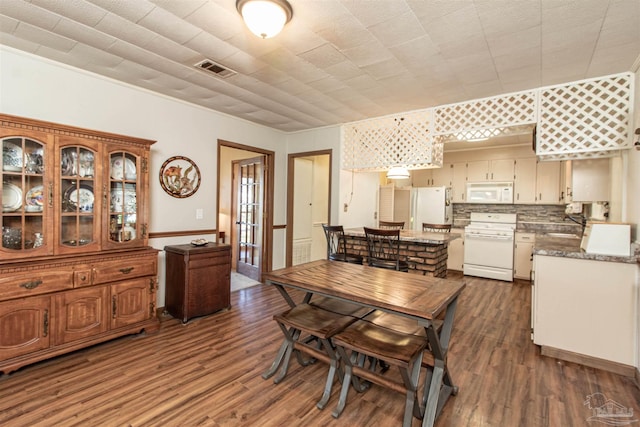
left=541, top=345, right=635, bottom=378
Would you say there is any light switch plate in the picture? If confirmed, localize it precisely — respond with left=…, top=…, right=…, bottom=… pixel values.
left=196, top=208, right=203, bottom=219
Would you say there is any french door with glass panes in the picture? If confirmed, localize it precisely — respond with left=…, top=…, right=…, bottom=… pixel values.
left=234, top=156, right=264, bottom=281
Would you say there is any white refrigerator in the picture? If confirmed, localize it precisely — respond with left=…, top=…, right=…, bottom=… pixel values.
left=411, top=187, right=452, bottom=231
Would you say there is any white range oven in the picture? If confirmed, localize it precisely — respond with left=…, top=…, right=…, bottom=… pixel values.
left=463, top=212, right=517, bottom=282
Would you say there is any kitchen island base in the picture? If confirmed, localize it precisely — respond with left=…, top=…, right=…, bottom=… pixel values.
left=342, top=227, right=460, bottom=278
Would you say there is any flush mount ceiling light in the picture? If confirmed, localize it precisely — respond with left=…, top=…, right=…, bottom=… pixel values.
left=236, top=0, right=293, bottom=39
left=386, top=166, right=410, bottom=180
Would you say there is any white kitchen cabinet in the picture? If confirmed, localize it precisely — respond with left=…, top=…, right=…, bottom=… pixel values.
left=411, top=169, right=431, bottom=187
left=446, top=228, right=464, bottom=271
left=451, top=162, right=467, bottom=203
left=533, top=255, right=637, bottom=367
left=571, top=158, right=610, bottom=202
left=412, top=165, right=452, bottom=187
left=466, top=159, right=514, bottom=182
left=514, top=233, right=535, bottom=279
left=561, top=160, right=572, bottom=202
left=514, top=158, right=537, bottom=204
left=535, top=161, right=562, bottom=204
left=431, top=164, right=452, bottom=187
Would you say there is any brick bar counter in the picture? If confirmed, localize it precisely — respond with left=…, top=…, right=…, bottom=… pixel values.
left=343, top=228, right=461, bottom=278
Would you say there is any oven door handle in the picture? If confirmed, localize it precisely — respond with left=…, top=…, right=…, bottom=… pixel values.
left=465, top=234, right=513, bottom=241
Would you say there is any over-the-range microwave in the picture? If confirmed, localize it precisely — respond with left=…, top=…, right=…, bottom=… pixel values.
left=466, top=182, right=514, bottom=204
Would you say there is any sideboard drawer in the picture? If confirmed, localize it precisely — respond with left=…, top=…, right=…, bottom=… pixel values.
left=0, top=271, right=73, bottom=300
left=92, top=258, right=157, bottom=284
left=188, top=251, right=229, bottom=269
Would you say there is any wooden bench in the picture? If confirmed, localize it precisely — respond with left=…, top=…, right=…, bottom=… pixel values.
left=331, top=319, right=433, bottom=427
left=266, top=303, right=358, bottom=409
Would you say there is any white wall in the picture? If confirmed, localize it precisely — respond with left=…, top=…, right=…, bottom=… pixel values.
left=629, top=70, right=640, bottom=242
left=631, top=69, right=640, bottom=374
left=0, top=46, right=288, bottom=304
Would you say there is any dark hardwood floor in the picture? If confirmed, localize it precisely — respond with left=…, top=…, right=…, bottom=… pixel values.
left=0, top=272, right=638, bottom=426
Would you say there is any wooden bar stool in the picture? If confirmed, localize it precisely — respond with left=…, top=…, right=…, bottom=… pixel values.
left=266, top=303, right=358, bottom=410
left=379, top=220, right=405, bottom=230
left=364, top=227, right=410, bottom=272
left=331, top=319, right=430, bottom=427
left=322, top=224, right=363, bottom=264
left=422, top=223, right=451, bottom=233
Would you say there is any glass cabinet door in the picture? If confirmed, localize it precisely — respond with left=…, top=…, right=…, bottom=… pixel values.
left=2, top=136, right=51, bottom=256
left=108, top=151, right=139, bottom=246
left=59, top=145, right=100, bottom=252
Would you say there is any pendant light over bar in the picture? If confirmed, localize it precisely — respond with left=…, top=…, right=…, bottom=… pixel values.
left=386, top=166, right=410, bottom=180
left=236, top=0, right=293, bottom=39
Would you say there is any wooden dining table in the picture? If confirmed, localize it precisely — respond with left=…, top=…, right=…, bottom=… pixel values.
left=262, top=259, right=466, bottom=427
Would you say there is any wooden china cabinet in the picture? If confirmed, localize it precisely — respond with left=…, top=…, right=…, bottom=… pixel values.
left=0, top=114, right=158, bottom=374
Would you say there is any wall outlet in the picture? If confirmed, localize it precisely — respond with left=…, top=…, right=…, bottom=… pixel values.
left=195, top=208, right=203, bottom=219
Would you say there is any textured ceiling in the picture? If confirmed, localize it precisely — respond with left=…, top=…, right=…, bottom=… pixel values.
left=1, top=0, right=639, bottom=133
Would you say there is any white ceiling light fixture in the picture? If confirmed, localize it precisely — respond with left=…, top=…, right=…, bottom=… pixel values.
left=236, top=0, right=293, bottom=39
left=386, top=166, right=410, bottom=180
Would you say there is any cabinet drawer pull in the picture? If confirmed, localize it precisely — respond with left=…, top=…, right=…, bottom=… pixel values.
left=119, top=267, right=134, bottom=274
left=20, top=280, right=43, bottom=290
left=112, top=296, right=117, bottom=318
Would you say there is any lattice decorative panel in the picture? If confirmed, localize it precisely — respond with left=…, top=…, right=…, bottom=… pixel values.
left=342, top=73, right=633, bottom=170
left=433, top=91, right=537, bottom=136
left=342, top=109, right=441, bottom=171
left=536, top=73, right=633, bottom=157
left=537, top=150, right=621, bottom=161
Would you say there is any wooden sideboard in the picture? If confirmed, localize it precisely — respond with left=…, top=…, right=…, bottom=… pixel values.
left=164, top=243, right=231, bottom=323
left=0, top=114, right=158, bottom=374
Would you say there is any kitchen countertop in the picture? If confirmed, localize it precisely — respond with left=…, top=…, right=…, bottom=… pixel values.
left=344, top=227, right=461, bottom=244
left=533, top=235, right=639, bottom=264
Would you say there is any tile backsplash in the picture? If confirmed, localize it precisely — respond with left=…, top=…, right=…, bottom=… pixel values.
left=452, top=203, right=584, bottom=234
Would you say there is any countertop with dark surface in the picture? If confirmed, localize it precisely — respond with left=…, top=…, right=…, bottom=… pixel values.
left=533, top=234, right=639, bottom=264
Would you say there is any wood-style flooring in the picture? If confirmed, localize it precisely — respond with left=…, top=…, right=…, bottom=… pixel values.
left=0, top=272, right=638, bottom=426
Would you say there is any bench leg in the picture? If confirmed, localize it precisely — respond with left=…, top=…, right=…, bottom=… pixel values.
left=317, top=338, right=338, bottom=410
left=398, top=349, right=424, bottom=424
left=273, top=325, right=302, bottom=384
left=332, top=346, right=354, bottom=418
left=262, top=339, right=289, bottom=380
left=422, top=359, right=445, bottom=427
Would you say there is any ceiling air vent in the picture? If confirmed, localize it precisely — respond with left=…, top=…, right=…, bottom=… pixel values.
left=194, top=59, right=236, bottom=78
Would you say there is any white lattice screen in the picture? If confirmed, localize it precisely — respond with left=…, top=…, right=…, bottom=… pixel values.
left=342, top=72, right=633, bottom=170
left=536, top=73, right=633, bottom=160
left=433, top=90, right=537, bottom=136
left=342, top=109, right=441, bottom=171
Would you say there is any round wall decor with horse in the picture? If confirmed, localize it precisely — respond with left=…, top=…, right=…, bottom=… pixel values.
left=159, top=155, right=201, bottom=198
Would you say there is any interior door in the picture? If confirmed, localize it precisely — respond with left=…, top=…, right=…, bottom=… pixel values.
left=292, top=158, right=313, bottom=265
left=234, top=156, right=264, bottom=281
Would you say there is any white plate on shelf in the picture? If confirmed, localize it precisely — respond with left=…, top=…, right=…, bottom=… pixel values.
left=25, top=185, right=44, bottom=212
left=110, top=189, right=136, bottom=212
left=111, top=157, right=136, bottom=180
left=2, top=183, right=23, bottom=212
left=65, top=185, right=94, bottom=212
left=3, top=142, right=23, bottom=172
